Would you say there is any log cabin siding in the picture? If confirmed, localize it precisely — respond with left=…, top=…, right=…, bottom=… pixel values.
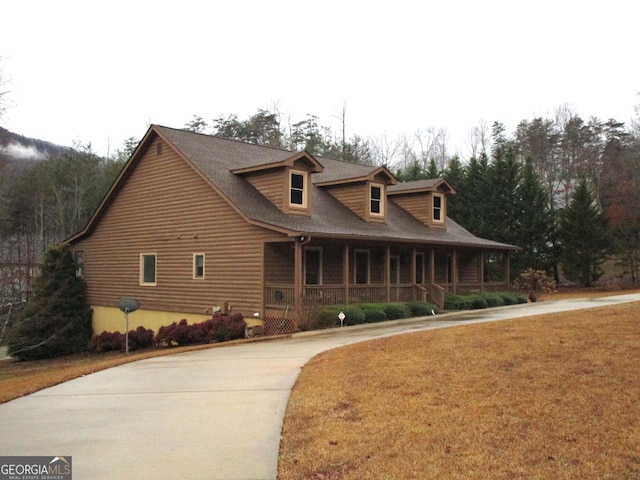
left=390, top=194, right=430, bottom=225
left=458, top=251, right=480, bottom=284
left=71, top=136, right=285, bottom=318
left=244, top=169, right=285, bottom=211
left=390, top=193, right=446, bottom=228
left=325, top=184, right=366, bottom=220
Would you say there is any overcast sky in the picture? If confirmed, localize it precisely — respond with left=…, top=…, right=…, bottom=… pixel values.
left=2, top=0, right=638, bottom=158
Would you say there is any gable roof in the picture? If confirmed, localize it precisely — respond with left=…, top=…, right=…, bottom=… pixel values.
left=388, top=178, right=456, bottom=195
left=68, top=125, right=516, bottom=251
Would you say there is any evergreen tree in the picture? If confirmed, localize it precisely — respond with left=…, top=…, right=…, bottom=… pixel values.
left=512, top=158, right=554, bottom=275
left=485, top=142, right=521, bottom=245
left=559, top=179, right=611, bottom=287
left=442, top=156, right=464, bottom=222
left=426, top=158, right=440, bottom=178
left=7, top=244, right=93, bottom=360
left=455, top=153, right=489, bottom=233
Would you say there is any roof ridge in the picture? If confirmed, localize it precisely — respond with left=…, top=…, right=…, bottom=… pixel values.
left=153, top=124, right=300, bottom=155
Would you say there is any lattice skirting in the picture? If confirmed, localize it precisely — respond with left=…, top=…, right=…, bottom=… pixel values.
left=263, top=316, right=298, bottom=336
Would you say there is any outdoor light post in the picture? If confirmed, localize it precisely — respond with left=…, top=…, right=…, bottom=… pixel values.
left=117, top=298, right=140, bottom=354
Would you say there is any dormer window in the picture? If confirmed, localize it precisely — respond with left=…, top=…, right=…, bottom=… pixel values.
left=289, top=170, right=308, bottom=208
left=369, top=183, right=384, bottom=217
left=433, top=193, right=444, bottom=223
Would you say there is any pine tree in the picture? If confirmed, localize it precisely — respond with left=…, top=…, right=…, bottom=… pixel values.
left=512, top=158, right=554, bottom=275
left=559, top=179, right=611, bottom=287
left=7, top=244, right=93, bottom=360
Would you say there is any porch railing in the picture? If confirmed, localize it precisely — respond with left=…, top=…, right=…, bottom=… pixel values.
left=265, top=283, right=448, bottom=309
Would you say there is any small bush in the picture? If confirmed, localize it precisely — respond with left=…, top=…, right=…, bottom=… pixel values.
left=362, top=307, right=387, bottom=323
left=128, top=326, right=155, bottom=350
left=155, top=313, right=246, bottom=347
left=515, top=293, right=529, bottom=304
left=89, top=331, right=124, bottom=353
left=341, top=306, right=366, bottom=326
left=500, top=293, right=518, bottom=305
left=481, top=293, right=505, bottom=308
left=444, top=294, right=473, bottom=310
left=470, top=296, right=489, bottom=309
left=405, top=301, right=439, bottom=317
left=88, top=326, right=155, bottom=353
left=313, top=308, right=341, bottom=329
left=383, top=303, right=411, bottom=320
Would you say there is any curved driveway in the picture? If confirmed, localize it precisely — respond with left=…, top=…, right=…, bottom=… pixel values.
left=1, top=294, right=639, bottom=479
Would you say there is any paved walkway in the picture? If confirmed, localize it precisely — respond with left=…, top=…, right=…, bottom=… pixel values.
left=1, top=294, right=639, bottom=479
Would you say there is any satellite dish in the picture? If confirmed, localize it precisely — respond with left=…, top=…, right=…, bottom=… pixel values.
left=117, top=298, right=140, bottom=314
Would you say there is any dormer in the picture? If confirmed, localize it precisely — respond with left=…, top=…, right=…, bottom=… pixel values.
left=315, top=166, right=397, bottom=223
left=231, top=152, right=323, bottom=216
left=387, top=178, right=456, bottom=228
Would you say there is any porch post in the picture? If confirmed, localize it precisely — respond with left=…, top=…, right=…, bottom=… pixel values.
left=479, top=252, right=485, bottom=292
left=386, top=245, right=391, bottom=302
left=411, top=247, right=417, bottom=284
left=294, top=237, right=303, bottom=309
left=452, top=249, right=458, bottom=294
left=429, top=248, right=435, bottom=285
left=343, top=242, right=350, bottom=304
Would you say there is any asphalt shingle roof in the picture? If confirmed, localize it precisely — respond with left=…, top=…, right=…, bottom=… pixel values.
left=155, top=125, right=515, bottom=250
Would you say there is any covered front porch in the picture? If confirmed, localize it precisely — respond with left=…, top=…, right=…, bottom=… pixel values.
left=263, top=238, right=511, bottom=314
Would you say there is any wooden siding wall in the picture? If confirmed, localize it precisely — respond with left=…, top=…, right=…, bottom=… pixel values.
left=264, top=243, right=294, bottom=283
left=325, top=184, right=366, bottom=220
left=72, top=136, right=284, bottom=319
left=390, top=194, right=430, bottom=225
left=458, top=251, right=480, bottom=284
left=390, top=193, right=446, bottom=228
left=244, top=169, right=285, bottom=211
left=321, top=244, right=344, bottom=284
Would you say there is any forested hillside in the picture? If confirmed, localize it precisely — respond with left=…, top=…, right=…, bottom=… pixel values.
left=0, top=132, right=137, bottom=303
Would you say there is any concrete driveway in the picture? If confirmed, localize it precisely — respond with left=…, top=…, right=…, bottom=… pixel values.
left=1, top=293, right=639, bottom=479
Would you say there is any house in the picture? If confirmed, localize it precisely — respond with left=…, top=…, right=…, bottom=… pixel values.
left=67, top=125, right=518, bottom=335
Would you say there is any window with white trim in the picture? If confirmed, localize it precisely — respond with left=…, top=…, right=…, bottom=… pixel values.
left=140, top=253, right=157, bottom=285
left=193, top=253, right=205, bottom=279
left=433, top=194, right=444, bottom=223
left=369, top=183, right=384, bottom=216
left=289, top=170, right=308, bottom=208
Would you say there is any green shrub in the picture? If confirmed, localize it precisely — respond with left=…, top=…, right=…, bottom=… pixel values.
left=405, top=301, right=439, bottom=317
left=341, top=306, right=366, bottom=326
left=515, top=293, right=529, bottom=304
left=7, top=244, right=93, bottom=360
left=383, top=303, right=411, bottom=320
left=481, top=293, right=505, bottom=308
left=313, top=307, right=341, bottom=329
left=444, top=294, right=473, bottom=310
left=362, top=307, right=387, bottom=323
left=470, top=295, right=489, bottom=309
left=500, top=293, right=518, bottom=305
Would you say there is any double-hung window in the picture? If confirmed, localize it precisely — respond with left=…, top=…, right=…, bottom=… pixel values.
left=433, top=194, right=444, bottom=223
left=193, top=253, right=205, bottom=279
left=140, top=253, right=157, bottom=286
left=289, top=170, right=307, bottom=208
left=369, top=183, right=384, bottom=216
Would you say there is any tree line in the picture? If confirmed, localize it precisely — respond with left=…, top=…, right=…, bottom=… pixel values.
left=0, top=101, right=638, bottom=310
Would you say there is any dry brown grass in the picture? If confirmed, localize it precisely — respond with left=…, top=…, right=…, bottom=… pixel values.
left=278, top=302, right=640, bottom=479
